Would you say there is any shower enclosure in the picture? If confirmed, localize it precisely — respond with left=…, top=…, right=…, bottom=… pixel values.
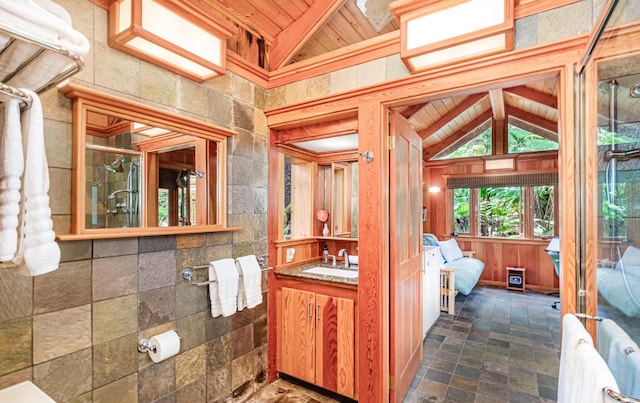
left=578, top=0, right=640, bottom=343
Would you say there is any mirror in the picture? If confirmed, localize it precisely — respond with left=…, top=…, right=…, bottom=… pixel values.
left=280, top=132, right=359, bottom=240
left=61, top=84, right=235, bottom=238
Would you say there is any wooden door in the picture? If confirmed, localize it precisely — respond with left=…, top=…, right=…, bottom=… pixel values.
left=315, top=294, right=355, bottom=398
left=279, top=287, right=315, bottom=383
left=389, top=111, right=424, bottom=402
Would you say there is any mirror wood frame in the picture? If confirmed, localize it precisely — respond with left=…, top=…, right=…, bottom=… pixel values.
left=58, top=83, right=239, bottom=239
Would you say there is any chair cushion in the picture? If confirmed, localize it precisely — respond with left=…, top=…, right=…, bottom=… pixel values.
left=423, top=233, right=440, bottom=247
left=615, top=245, right=640, bottom=278
left=439, top=238, right=463, bottom=263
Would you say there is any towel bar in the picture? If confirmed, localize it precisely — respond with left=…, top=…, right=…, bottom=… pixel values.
left=181, top=262, right=272, bottom=286
left=573, top=312, right=604, bottom=321
left=604, top=386, right=640, bottom=402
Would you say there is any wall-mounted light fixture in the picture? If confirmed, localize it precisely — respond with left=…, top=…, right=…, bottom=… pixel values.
left=109, top=0, right=237, bottom=82
left=484, top=156, right=515, bottom=171
left=428, top=185, right=442, bottom=193
left=390, top=0, right=514, bottom=73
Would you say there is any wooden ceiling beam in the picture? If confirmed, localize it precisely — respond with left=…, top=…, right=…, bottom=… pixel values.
left=270, top=0, right=347, bottom=70
left=400, top=103, right=428, bottom=119
left=504, top=85, right=557, bottom=108
left=417, top=93, right=486, bottom=139
left=509, top=115, right=559, bottom=142
left=489, top=89, right=505, bottom=120
left=506, top=106, right=558, bottom=135
left=423, top=109, right=492, bottom=160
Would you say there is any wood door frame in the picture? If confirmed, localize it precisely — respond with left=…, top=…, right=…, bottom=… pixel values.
left=265, top=30, right=605, bottom=401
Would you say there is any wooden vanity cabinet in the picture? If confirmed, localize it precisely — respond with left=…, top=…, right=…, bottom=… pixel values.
left=276, top=278, right=357, bottom=399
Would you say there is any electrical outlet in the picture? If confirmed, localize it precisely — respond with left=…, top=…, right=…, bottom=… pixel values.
left=286, top=248, right=296, bottom=263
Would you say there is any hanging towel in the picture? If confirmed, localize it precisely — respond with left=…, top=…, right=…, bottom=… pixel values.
left=13, top=89, right=60, bottom=276
left=598, top=319, right=639, bottom=395
left=208, top=263, right=222, bottom=318
left=236, top=255, right=263, bottom=309
left=210, top=258, right=239, bottom=317
left=572, top=341, right=620, bottom=403
left=558, top=313, right=593, bottom=403
left=625, top=351, right=640, bottom=398
left=0, top=97, right=24, bottom=261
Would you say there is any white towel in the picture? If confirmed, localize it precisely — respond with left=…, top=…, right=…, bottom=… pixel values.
left=13, top=89, right=60, bottom=276
left=209, top=258, right=239, bottom=317
left=598, top=319, right=639, bottom=395
left=208, top=263, right=222, bottom=318
left=559, top=314, right=620, bottom=403
left=236, top=255, right=263, bottom=309
left=625, top=351, right=640, bottom=398
left=0, top=0, right=90, bottom=92
left=0, top=97, right=24, bottom=261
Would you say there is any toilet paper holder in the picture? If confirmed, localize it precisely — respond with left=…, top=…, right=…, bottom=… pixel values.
left=137, top=338, right=157, bottom=354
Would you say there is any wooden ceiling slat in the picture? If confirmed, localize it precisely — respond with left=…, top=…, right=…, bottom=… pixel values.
left=243, top=0, right=295, bottom=29
left=506, top=105, right=558, bottom=134
left=200, top=0, right=281, bottom=42
left=417, top=93, right=485, bottom=140
left=423, top=110, right=492, bottom=159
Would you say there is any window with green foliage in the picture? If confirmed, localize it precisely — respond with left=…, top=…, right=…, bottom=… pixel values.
left=454, top=188, right=470, bottom=234
left=451, top=183, right=555, bottom=239
left=436, top=128, right=492, bottom=159
left=508, top=124, right=558, bottom=153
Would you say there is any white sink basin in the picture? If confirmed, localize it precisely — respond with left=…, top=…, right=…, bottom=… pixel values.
left=303, top=267, right=358, bottom=278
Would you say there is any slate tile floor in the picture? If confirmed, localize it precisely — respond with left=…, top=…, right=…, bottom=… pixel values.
left=248, top=286, right=561, bottom=403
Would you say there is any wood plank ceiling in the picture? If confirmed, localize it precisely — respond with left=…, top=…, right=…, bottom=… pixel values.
left=186, top=0, right=559, bottom=161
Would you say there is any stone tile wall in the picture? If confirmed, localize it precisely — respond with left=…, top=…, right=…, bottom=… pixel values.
left=0, top=1, right=268, bottom=401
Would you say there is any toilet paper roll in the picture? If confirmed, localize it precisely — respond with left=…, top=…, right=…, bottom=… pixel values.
left=148, top=330, right=180, bottom=363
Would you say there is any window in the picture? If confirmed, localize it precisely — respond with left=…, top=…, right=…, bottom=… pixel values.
left=436, top=127, right=492, bottom=160
left=507, top=124, right=558, bottom=153
left=448, top=173, right=557, bottom=239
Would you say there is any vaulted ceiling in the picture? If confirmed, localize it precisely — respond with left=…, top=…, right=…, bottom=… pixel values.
left=182, top=0, right=559, bottom=160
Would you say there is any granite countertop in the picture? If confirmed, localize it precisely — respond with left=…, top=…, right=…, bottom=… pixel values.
left=275, top=263, right=358, bottom=286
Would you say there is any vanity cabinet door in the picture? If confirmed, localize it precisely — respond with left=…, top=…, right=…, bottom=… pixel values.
left=315, top=293, right=355, bottom=398
left=280, top=287, right=315, bottom=383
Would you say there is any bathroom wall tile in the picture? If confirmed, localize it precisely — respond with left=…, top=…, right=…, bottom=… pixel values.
left=253, top=345, right=268, bottom=389
left=253, top=294, right=267, bottom=320
left=177, top=77, right=208, bottom=118
left=33, top=347, right=92, bottom=402
left=330, top=65, right=359, bottom=95
left=253, top=159, right=268, bottom=189
left=231, top=352, right=254, bottom=390
left=139, top=250, right=176, bottom=292
left=44, top=119, right=73, bottom=169
left=93, top=238, right=138, bottom=258
left=0, top=269, right=32, bottom=321
left=49, top=167, right=71, bottom=215
left=231, top=128, right=254, bottom=159
left=233, top=103, right=255, bottom=133
left=176, top=345, right=206, bottom=389
left=55, top=0, right=94, bottom=40
left=254, top=188, right=267, bottom=215
left=207, top=91, right=234, bottom=128
left=67, top=390, right=93, bottom=403
left=253, top=214, right=268, bottom=241
left=176, top=312, right=206, bottom=352
left=230, top=185, right=254, bottom=214
left=206, top=366, right=231, bottom=402
left=51, top=214, right=71, bottom=235
left=232, top=378, right=254, bottom=402
left=176, top=376, right=206, bottom=403
left=175, top=248, right=206, bottom=275
left=204, top=312, right=232, bottom=342
left=94, top=42, right=141, bottom=97
left=0, top=367, right=32, bottom=390
left=206, top=334, right=231, bottom=373
left=138, top=358, right=175, bottom=403
left=0, top=317, right=32, bottom=376
left=537, top=1, right=592, bottom=44
left=230, top=215, right=254, bottom=243
left=357, top=58, right=387, bottom=88
left=283, top=80, right=308, bottom=105
left=385, top=54, right=410, bottom=81
left=176, top=282, right=207, bottom=319
left=40, top=89, right=72, bottom=124
left=139, top=235, right=176, bottom=253
left=176, top=234, right=206, bottom=249
left=205, top=244, right=233, bottom=262
left=140, top=63, right=177, bottom=108
left=253, top=318, right=267, bottom=348
left=231, top=307, right=254, bottom=332
left=254, top=108, right=268, bottom=137
left=59, top=240, right=92, bottom=262
left=230, top=156, right=254, bottom=186
left=307, top=73, right=331, bottom=100
left=33, top=305, right=91, bottom=364
left=93, top=374, right=138, bottom=403
left=93, top=333, right=137, bottom=389
left=231, top=242, right=254, bottom=261
left=154, top=392, right=176, bottom=403
left=34, top=259, right=92, bottom=314
left=206, top=72, right=233, bottom=94
left=138, top=286, right=176, bottom=330
left=93, top=295, right=137, bottom=345
left=231, top=324, right=254, bottom=359
left=233, top=75, right=255, bottom=105
left=93, top=254, right=138, bottom=301
left=205, top=231, right=232, bottom=246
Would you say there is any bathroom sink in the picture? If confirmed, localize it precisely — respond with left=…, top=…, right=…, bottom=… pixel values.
left=303, top=267, right=358, bottom=278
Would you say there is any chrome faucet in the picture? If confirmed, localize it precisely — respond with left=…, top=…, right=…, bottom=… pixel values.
left=338, top=249, right=349, bottom=269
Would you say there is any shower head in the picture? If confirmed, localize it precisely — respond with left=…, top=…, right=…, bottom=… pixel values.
left=104, top=157, right=124, bottom=173
left=630, top=83, right=640, bottom=98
